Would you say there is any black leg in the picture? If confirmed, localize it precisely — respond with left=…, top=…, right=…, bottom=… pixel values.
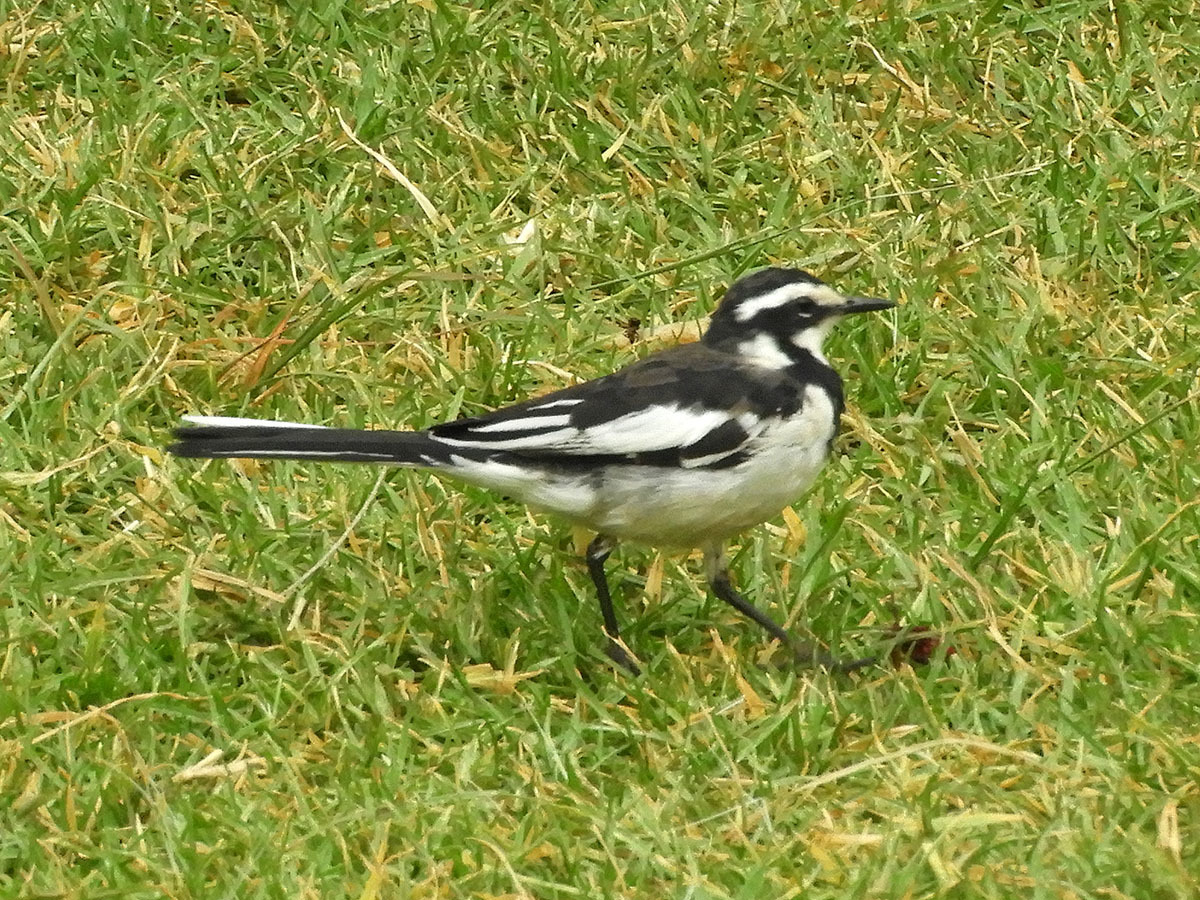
left=708, top=567, right=876, bottom=673
left=585, top=535, right=640, bottom=674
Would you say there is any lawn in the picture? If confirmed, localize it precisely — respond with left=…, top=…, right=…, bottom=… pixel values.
left=2, top=0, right=1198, bottom=896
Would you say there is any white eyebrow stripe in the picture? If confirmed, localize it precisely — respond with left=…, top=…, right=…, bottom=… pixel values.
left=182, top=415, right=329, bottom=430
left=733, top=282, right=846, bottom=320
left=733, top=284, right=804, bottom=320
left=807, top=284, right=848, bottom=307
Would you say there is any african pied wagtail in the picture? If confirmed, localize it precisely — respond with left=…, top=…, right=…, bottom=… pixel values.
left=171, top=268, right=896, bottom=673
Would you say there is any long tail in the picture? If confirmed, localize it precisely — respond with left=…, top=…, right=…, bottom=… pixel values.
left=169, top=415, right=443, bottom=465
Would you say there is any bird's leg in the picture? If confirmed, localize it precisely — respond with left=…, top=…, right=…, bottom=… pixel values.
left=585, top=534, right=641, bottom=674
left=703, top=547, right=875, bottom=673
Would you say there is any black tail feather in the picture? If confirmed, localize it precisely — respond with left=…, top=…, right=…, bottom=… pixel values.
left=169, top=423, right=444, bottom=465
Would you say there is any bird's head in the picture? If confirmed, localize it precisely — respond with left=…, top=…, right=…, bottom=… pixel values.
left=703, top=268, right=895, bottom=368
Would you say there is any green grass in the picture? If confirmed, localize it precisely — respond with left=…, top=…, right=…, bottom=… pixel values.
left=3, top=0, right=1199, bottom=896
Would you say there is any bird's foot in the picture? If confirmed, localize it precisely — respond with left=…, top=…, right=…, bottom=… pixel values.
left=788, top=639, right=877, bottom=674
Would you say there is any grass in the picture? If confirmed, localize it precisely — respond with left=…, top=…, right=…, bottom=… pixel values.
left=2, top=0, right=1198, bottom=896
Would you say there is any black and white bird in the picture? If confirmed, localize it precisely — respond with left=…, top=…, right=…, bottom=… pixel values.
left=171, top=268, right=895, bottom=672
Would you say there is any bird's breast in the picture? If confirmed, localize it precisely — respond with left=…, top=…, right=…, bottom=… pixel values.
left=586, top=385, right=839, bottom=548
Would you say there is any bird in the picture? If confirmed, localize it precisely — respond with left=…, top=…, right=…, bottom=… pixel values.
left=171, top=267, right=896, bottom=673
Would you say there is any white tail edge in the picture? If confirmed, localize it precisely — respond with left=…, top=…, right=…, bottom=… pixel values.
left=181, top=415, right=330, bottom=430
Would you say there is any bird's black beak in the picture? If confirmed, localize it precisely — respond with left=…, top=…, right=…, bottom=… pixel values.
left=839, top=295, right=896, bottom=315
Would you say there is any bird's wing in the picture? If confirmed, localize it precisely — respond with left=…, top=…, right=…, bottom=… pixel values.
left=427, top=343, right=809, bottom=469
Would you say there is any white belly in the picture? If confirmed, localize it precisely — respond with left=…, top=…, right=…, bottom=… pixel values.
left=581, top=387, right=837, bottom=547
left=436, top=386, right=838, bottom=549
